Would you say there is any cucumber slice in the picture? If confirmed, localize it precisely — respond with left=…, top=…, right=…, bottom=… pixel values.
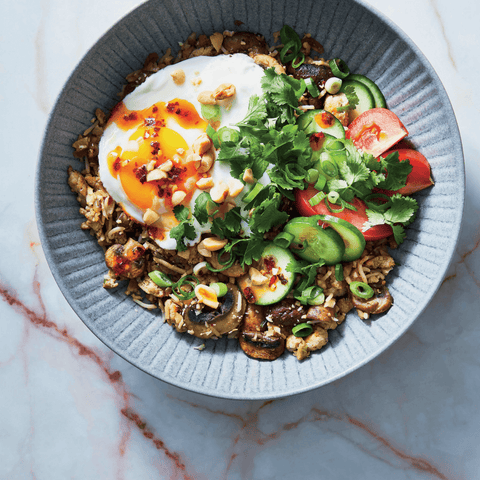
left=339, top=79, right=375, bottom=122
left=237, top=244, right=297, bottom=306
left=283, top=217, right=345, bottom=265
left=318, top=215, right=366, bottom=262
left=347, top=74, right=387, bottom=108
left=297, top=109, right=346, bottom=139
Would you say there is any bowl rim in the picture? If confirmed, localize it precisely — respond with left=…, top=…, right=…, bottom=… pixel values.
left=35, top=0, right=465, bottom=400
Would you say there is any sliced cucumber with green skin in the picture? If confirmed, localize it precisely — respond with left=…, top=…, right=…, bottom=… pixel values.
left=283, top=216, right=345, bottom=265
left=347, top=74, right=387, bottom=108
left=339, top=79, right=375, bottom=122
left=297, top=109, right=346, bottom=139
left=237, top=243, right=297, bottom=306
left=317, top=215, right=366, bottom=262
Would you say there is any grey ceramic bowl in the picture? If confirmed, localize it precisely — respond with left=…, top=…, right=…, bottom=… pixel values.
left=36, top=0, right=464, bottom=399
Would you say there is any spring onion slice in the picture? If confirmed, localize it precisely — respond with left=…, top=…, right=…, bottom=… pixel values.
left=325, top=199, right=345, bottom=213
left=291, top=52, right=305, bottom=68
left=274, top=232, right=295, bottom=249
left=280, top=25, right=302, bottom=49
left=314, top=175, right=327, bottom=191
left=329, top=58, right=350, bottom=79
left=172, top=275, right=199, bottom=300
left=218, top=127, right=240, bottom=144
left=306, top=168, right=319, bottom=185
left=206, top=249, right=236, bottom=272
left=201, top=104, right=221, bottom=120
left=148, top=271, right=174, bottom=287
left=242, top=183, right=263, bottom=204
left=327, top=191, right=340, bottom=204
left=292, top=323, right=314, bottom=337
left=304, top=77, right=321, bottom=97
left=309, top=191, right=326, bottom=207
left=280, top=39, right=299, bottom=63
left=349, top=281, right=374, bottom=299
left=210, top=282, right=228, bottom=297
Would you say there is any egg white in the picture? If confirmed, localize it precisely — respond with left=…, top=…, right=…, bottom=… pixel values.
left=98, top=53, right=267, bottom=249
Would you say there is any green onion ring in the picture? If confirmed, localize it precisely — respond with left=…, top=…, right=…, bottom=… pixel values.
left=314, top=175, right=327, bottom=191
left=291, top=51, right=305, bottom=68
left=210, top=282, right=228, bottom=297
left=172, top=275, right=199, bottom=300
left=292, top=323, right=314, bottom=337
left=218, top=127, right=240, bottom=144
left=148, top=271, right=174, bottom=287
left=306, top=168, right=319, bottom=185
left=325, top=199, right=345, bottom=213
left=304, top=77, right=321, bottom=97
left=329, top=58, right=350, bottom=79
left=206, top=249, right=236, bottom=272
left=274, top=232, right=295, bottom=249
left=349, top=281, right=374, bottom=299
left=327, top=191, right=340, bottom=204
left=280, top=39, right=299, bottom=63
left=309, top=191, right=326, bottom=207
left=242, top=183, right=263, bottom=204
left=341, top=200, right=358, bottom=212
left=280, top=25, right=302, bottom=49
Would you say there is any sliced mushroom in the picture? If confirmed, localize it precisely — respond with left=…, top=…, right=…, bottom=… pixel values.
left=350, top=286, right=393, bottom=315
left=239, top=304, right=285, bottom=360
left=183, top=285, right=246, bottom=339
left=288, top=63, right=333, bottom=87
left=105, top=238, right=145, bottom=279
left=306, top=305, right=339, bottom=330
left=222, top=32, right=268, bottom=55
left=264, top=299, right=308, bottom=327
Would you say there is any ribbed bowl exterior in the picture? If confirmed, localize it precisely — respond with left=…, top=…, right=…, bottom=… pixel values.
left=36, top=0, right=464, bottom=399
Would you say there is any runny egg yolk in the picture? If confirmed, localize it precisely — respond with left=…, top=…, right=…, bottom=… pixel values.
left=106, top=98, right=208, bottom=215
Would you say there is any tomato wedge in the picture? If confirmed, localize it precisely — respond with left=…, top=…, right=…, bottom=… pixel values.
left=375, top=148, right=434, bottom=196
left=346, top=108, right=408, bottom=157
left=295, top=186, right=393, bottom=241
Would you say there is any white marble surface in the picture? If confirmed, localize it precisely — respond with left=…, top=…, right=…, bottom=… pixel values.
left=1, top=0, right=479, bottom=478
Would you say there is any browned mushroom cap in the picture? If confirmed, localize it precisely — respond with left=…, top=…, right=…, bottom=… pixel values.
left=222, top=32, right=269, bottom=54
left=288, top=63, right=333, bottom=88
left=183, top=285, right=246, bottom=339
left=305, top=305, right=339, bottom=330
left=239, top=304, right=285, bottom=360
left=264, top=299, right=308, bottom=327
left=105, top=238, right=145, bottom=279
left=351, top=287, right=393, bottom=315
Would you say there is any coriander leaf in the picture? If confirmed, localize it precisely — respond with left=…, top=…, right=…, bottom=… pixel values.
left=392, top=224, right=406, bottom=245
left=384, top=194, right=418, bottom=225
left=249, top=193, right=289, bottom=233
left=377, top=151, right=412, bottom=191
left=236, top=94, right=268, bottom=127
left=363, top=209, right=387, bottom=231
left=193, top=192, right=215, bottom=225
left=169, top=221, right=196, bottom=252
left=173, top=205, right=190, bottom=222
left=210, top=207, right=244, bottom=239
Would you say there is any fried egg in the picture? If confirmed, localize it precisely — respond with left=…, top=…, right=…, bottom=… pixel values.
left=98, top=53, right=265, bottom=249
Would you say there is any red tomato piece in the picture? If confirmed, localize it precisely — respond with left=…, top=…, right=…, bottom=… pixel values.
left=375, top=148, right=434, bottom=196
left=346, top=108, right=408, bottom=158
left=295, top=186, right=393, bottom=241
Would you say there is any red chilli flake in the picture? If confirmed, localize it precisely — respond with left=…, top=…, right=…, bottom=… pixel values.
left=243, top=287, right=256, bottom=303
left=133, top=165, right=148, bottom=184
left=263, top=257, right=276, bottom=273
left=152, top=105, right=158, bottom=113
left=113, top=158, right=121, bottom=171
left=278, top=274, right=288, bottom=285
left=269, top=275, right=277, bottom=287
left=123, top=112, right=138, bottom=122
